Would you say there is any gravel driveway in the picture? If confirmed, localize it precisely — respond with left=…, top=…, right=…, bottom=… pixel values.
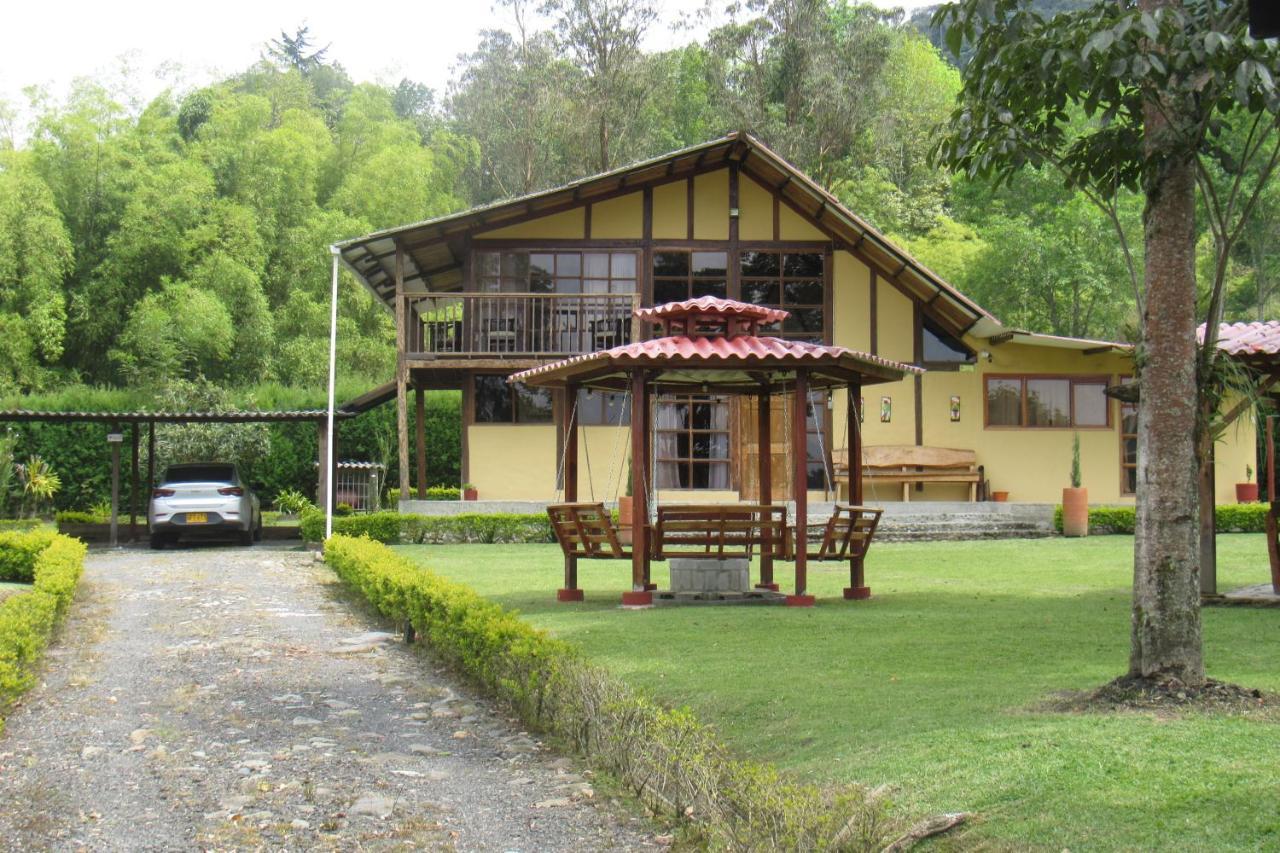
left=0, top=544, right=659, bottom=851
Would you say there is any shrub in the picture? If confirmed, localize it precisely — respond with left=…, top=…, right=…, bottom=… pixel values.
left=1052, top=503, right=1268, bottom=534
left=55, top=510, right=102, bottom=525
left=0, top=519, right=44, bottom=533
left=0, top=532, right=86, bottom=732
left=322, top=535, right=896, bottom=849
left=273, top=488, right=314, bottom=515
left=387, top=486, right=462, bottom=502
left=0, top=529, right=56, bottom=582
left=299, top=509, right=555, bottom=545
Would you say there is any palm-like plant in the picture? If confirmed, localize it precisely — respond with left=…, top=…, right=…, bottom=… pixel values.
left=0, top=433, right=15, bottom=518
left=16, top=455, right=61, bottom=518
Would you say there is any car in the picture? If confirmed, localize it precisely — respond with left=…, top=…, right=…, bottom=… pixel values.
left=149, top=462, right=261, bottom=549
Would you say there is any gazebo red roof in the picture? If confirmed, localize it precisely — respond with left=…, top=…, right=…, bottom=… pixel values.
left=634, top=296, right=790, bottom=326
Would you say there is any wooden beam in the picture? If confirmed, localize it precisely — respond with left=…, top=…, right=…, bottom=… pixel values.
left=847, top=381, right=867, bottom=598
left=395, top=244, right=411, bottom=502
left=757, top=390, right=775, bottom=590
left=626, top=370, right=652, bottom=605
left=728, top=163, right=740, bottom=302
left=1082, top=345, right=1117, bottom=356
left=129, top=423, right=139, bottom=542
left=414, top=387, right=427, bottom=499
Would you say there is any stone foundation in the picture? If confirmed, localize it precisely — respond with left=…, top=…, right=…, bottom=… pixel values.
left=669, top=557, right=750, bottom=594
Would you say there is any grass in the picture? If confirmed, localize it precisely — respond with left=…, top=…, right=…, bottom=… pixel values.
left=0, top=582, right=29, bottom=603
left=397, top=535, right=1280, bottom=850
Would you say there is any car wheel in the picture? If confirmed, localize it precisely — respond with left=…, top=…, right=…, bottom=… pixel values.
left=239, top=527, right=254, bottom=546
left=253, top=514, right=263, bottom=542
left=150, top=533, right=166, bottom=550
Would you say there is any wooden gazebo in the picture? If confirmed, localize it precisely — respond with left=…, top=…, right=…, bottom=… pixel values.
left=510, top=297, right=920, bottom=607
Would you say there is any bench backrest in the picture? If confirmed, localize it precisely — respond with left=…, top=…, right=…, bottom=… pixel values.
left=834, top=445, right=977, bottom=471
left=654, top=504, right=791, bottom=560
left=547, top=502, right=627, bottom=559
left=813, top=505, right=882, bottom=560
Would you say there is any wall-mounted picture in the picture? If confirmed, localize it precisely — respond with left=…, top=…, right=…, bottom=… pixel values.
left=880, top=396, right=892, bottom=423
left=950, top=395, right=961, bottom=422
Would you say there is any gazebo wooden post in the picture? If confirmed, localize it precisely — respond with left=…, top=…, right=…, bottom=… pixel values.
left=756, top=389, right=777, bottom=590
left=844, top=382, right=871, bottom=600
left=623, top=369, right=653, bottom=606
left=129, top=422, right=140, bottom=541
left=558, top=384, right=584, bottom=602
left=414, top=386, right=427, bottom=500
left=787, top=369, right=815, bottom=606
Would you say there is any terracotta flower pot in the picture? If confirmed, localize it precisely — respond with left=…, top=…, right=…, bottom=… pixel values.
left=618, top=495, right=634, bottom=527
left=463, top=487, right=478, bottom=501
left=1062, top=486, right=1089, bottom=537
left=991, top=491, right=1009, bottom=502
left=1236, top=483, right=1259, bottom=503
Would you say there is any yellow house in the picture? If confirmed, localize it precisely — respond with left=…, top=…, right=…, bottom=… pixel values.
left=335, top=132, right=1254, bottom=507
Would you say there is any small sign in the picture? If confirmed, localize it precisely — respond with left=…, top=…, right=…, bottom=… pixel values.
left=880, top=396, right=892, bottom=423
left=950, top=395, right=961, bottom=422
left=106, top=432, right=124, bottom=444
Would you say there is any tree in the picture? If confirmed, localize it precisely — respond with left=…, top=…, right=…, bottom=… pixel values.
left=267, top=26, right=331, bottom=74
left=935, top=0, right=1280, bottom=688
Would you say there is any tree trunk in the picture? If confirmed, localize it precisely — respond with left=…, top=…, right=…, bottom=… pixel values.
left=1131, top=11, right=1205, bottom=684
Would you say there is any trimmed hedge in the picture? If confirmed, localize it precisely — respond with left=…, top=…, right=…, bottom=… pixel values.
left=1053, top=503, right=1269, bottom=534
left=0, top=530, right=56, bottom=582
left=0, top=519, right=45, bottom=533
left=322, top=535, right=896, bottom=849
left=0, top=532, right=86, bottom=732
left=388, top=486, right=463, bottom=502
left=300, top=509, right=554, bottom=545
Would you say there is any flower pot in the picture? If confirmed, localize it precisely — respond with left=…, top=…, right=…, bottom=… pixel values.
left=1062, top=486, right=1088, bottom=537
left=1236, top=482, right=1259, bottom=503
left=991, top=491, right=1009, bottom=502
left=463, top=487, right=478, bottom=501
left=618, top=495, right=634, bottom=527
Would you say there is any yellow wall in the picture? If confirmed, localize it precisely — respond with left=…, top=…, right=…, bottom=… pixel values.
left=739, top=175, right=774, bottom=241
left=653, top=180, right=686, bottom=239
left=693, top=170, right=729, bottom=240
left=467, top=424, right=558, bottom=501
left=591, top=192, right=642, bottom=238
left=476, top=207, right=585, bottom=239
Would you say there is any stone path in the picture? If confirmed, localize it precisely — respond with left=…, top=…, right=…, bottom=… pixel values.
left=0, top=544, right=660, bottom=851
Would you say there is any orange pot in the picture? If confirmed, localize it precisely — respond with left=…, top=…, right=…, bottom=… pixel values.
left=1236, top=483, right=1259, bottom=503
left=991, top=491, right=1009, bottom=502
left=1062, top=486, right=1089, bottom=537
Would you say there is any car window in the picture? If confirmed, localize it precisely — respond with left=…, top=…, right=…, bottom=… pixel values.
left=162, top=465, right=236, bottom=484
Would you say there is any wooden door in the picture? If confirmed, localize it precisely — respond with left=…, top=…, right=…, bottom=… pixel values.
left=737, top=395, right=792, bottom=501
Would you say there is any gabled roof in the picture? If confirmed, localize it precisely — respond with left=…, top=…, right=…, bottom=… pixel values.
left=335, top=132, right=998, bottom=338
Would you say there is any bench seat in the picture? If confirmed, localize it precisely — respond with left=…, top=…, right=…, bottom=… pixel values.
left=834, top=445, right=983, bottom=502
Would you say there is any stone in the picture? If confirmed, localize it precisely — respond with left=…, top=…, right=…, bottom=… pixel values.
left=292, top=717, right=322, bottom=727
left=534, top=797, right=573, bottom=809
left=339, top=632, right=396, bottom=646
left=668, top=557, right=750, bottom=594
left=290, top=818, right=310, bottom=830
left=349, top=792, right=396, bottom=819
left=128, top=728, right=152, bottom=746
left=80, top=746, right=106, bottom=760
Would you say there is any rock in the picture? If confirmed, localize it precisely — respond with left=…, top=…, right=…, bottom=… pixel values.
left=219, top=795, right=253, bottom=811
left=272, top=693, right=305, bottom=704
left=349, top=792, right=396, bottom=819
left=80, top=746, right=106, bottom=760
left=335, top=709, right=362, bottom=718
left=322, top=699, right=352, bottom=710
left=407, top=744, right=442, bottom=756
left=451, top=730, right=471, bottom=740
left=534, top=797, right=573, bottom=809
left=128, top=729, right=151, bottom=746
left=238, top=760, right=270, bottom=772
left=290, top=818, right=310, bottom=830
left=292, top=717, right=322, bottom=727
left=339, top=632, right=396, bottom=646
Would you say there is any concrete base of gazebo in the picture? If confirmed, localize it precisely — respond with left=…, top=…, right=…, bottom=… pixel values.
left=1203, top=584, right=1280, bottom=606
left=651, top=588, right=788, bottom=606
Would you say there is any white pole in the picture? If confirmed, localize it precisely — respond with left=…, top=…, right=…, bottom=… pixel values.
left=326, top=244, right=341, bottom=541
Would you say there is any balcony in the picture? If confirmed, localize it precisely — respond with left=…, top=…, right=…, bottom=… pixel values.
left=401, top=292, right=641, bottom=360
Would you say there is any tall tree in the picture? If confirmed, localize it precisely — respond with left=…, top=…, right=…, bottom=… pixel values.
left=267, top=26, right=331, bottom=74
left=935, top=0, right=1280, bottom=687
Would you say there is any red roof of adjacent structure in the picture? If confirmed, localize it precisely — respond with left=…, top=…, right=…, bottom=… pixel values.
left=633, top=296, right=790, bottom=326
left=1202, top=321, right=1280, bottom=356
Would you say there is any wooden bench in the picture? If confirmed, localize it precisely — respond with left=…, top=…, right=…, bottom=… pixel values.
left=808, top=505, right=882, bottom=561
left=547, top=503, right=630, bottom=559
left=833, top=445, right=983, bottom=502
left=653, top=504, right=791, bottom=560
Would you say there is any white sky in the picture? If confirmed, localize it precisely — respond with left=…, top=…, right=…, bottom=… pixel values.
left=1, top=0, right=937, bottom=126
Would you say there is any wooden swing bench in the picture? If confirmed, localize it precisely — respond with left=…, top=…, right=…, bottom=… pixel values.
left=546, top=502, right=882, bottom=563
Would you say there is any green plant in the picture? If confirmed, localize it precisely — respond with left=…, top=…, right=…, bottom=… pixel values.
left=1052, top=503, right=1269, bottom=535
left=55, top=510, right=100, bottom=526
left=16, top=455, right=60, bottom=518
left=273, top=488, right=314, bottom=515
left=298, top=509, right=556, bottom=545
left=322, top=535, right=897, bottom=849
left=0, top=431, right=15, bottom=518
left=1069, top=434, right=1081, bottom=489
left=1246, top=464, right=1254, bottom=484
left=334, top=502, right=354, bottom=516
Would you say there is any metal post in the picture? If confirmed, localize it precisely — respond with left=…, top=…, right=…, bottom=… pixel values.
left=325, top=245, right=341, bottom=541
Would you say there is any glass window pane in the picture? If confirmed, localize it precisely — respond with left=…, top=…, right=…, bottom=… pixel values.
left=987, top=378, right=1022, bottom=426
left=741, top=251, right=779, bottom=276
left=1073, top=383, right=1108, bottom=426
left=742, top=281, right=779, bottom=304
left=479, top=277, right=502, bottom=293
left=474, top=375, right=513, bottom=423
left=479, top=252, right=500, bottom=275
left=653, top=252, right=689, bottom=276
left=784, top=280, right=823, bottom=304
left=530, top=253, right=554, bottom=277
left=584, top=253, right=610, bottom=277
left=1027, top=379, right=1070, bottom=427
left=1124, top=438, right=1137, bottom=465
left=1122, top=408, right=1138, bottom=434
left=1125, top=467, right=1137, bottom=493
left=923, top=318, right=971, bottom=362
left=784, top=253, right=822, bottom=277
left=692, top=251, right=727, bottom=277
left=555, top=253, right=581, bottom=276
left=501, top=253, right=528, bottom=278
left=654, top=280, right=687, bottom=303
left=691, top=402, right=712, bottom=430
left=692, top=279, right=727, bottom=298
left=530, top=268, right=553, bottom=293
left=676, top=432, right=691, bottom=459
left=611, top=278, right=636, bottom=294
left=611, top=253, right=636, bottom=278
left=583, top=279, right=610, bottom=294
left=555, top=277, right=581, bottom=294
left=514, top=383, right=552, bottom=423
left=784, top=308, right=823, bottom=333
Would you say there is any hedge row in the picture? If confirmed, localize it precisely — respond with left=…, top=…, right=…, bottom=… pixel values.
left=1053, top=503, right=1270, bottom=534
left=300, top=509, right=554, bottom=545
left=0, top=530, right=56, bottom=582
left=322, top=535, right=895, bottom=849
left=0, top=532, right=86, bottom=732
left=387, top=486, right=463, bottom=502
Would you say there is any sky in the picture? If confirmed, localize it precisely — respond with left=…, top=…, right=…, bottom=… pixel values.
left=1, top=0, right=937, bottom=126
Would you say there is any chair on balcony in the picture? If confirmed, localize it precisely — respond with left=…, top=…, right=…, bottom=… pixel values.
left=483, top=317, right=517, bottom=353
left=425, top=320, right=462, bottom=353
left=590, top=317, right=629, bottom=350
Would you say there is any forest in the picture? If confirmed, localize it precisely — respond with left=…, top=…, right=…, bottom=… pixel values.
left=0, top=0, right=1276, bottom=506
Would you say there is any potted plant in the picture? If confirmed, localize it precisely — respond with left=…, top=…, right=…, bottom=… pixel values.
left=462, top=483, right=478, bottom=501
left=1062, top=434, right=1088, bottom=537
left=1236, top=464, right=1259, bottom=503
left=991, top=490, right=1009, bottom=502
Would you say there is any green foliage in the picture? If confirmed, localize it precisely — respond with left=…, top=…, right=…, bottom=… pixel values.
left=151, top=379, right=270, bottom=480
left=299, top=508, right=554, bottom=545
left=54, top=510, right=101, bottom=525
left=1070, top=434, right=1082, bottom=488
left=322, top=534, right=896, bottom=848
left=0, top=532, right=85, bottom=731
left=1052, top=503, right=1268, bottom=534
left=15, top=455, right=60, bottom=517
left=272, top=488, right=314, bottom=514
left=0, top=529, right=55, bottom=582
left=387, top=486, right=462, bottom=502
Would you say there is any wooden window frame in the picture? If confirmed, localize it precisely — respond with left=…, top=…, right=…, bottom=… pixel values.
left=655, top=394, right=731, bottom=490
left=738, top=249, right=826, bottom=343
left=652, top=249, right=730, bottom=305
left=474, top=248, right=640, bottom=295
left=1119, top=376, right=1137, bottom=495
left=983, top=373, right=1113, bottom=430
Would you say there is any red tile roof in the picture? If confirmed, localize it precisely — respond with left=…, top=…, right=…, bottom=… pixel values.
left=1202, top=321, right=1280, bottom=356
left=633, top=296, right=790, bottom=325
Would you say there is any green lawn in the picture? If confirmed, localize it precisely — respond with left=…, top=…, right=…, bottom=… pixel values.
left=396, top=536, right=1280, bottom=849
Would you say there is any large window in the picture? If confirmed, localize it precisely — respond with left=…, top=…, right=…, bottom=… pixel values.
left=1120, top=377, right=1137, bottom=494
left=653, top=251, right=727, bottom=304
left=474, top=375, right=553, bottom=424
left=476, top=250, right=637, bottom=294
left=739, top=251, right=824, bottom=342
left=922, top=316, right=973, bottom=366
left=655, top=395, right=730, bottom=489
left=985, top=375, right=1110, bottom=428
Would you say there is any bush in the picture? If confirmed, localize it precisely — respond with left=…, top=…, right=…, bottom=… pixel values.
left=0, top=519, right=44, bottom=533
left=321, top=535, right=896, bottom=850
left=272, top=488, right=314, bottom=515
left=55, top=510, right=102, bottom=525
left=0, top=529, right=56, bottom=582
left=1052, top=503, right=1269, bottom=534
left=0, top=532, right=86, bottom=732
left=299, top=509, right=554, bottom=545
left=387, top=485, right=462, bottom=502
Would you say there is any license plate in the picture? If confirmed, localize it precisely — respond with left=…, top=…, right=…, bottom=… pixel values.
left=186, top=512, right=208, bottom=524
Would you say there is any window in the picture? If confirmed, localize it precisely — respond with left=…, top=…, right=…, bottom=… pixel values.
left=739, top=251, right=824, bottom=342
left=473, top=375, right=553, bottom=424
left=476, top=250, right=637, bottom=295
left=655, top=395, right=730, bottom=489
left=575, top=389, right=631, bottom=426
left=653, top=251, right=727, bottom=304
left=1120, top=377, right=1137, bottom=494
left=985, top=376, right=1111, bottom=428
left=922, top=316, right=973, bottom=365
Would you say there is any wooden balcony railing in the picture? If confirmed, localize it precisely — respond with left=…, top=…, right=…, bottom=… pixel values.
left=401, top=292, right=641, bottom=358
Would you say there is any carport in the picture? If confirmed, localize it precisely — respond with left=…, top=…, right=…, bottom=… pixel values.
left=0, top=408, right=357, bottom=541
